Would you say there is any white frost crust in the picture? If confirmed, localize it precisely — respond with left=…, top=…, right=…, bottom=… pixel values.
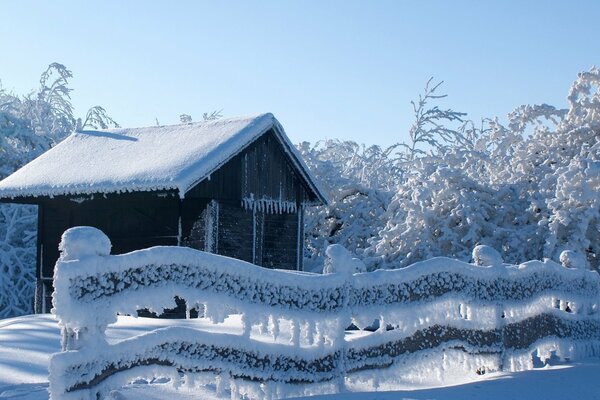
left=49, top=326, right=340, bottom=399
left=505, top=338, right=600, bottom=372
left=51, top=245, right=349, bottom=336
left=52, top=249, right=600, bottom=339
left=0, top=113, right=326, bottom=203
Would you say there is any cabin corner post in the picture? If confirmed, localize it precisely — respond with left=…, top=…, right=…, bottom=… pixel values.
left=34, top=204, right=44, bottom=314
left=297, top=203, right=305, bottom=271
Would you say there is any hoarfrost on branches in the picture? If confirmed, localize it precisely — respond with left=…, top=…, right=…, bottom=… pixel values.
left=303, top=69, right=600, bottom=272
left=0, top=63, right=117, bottom=317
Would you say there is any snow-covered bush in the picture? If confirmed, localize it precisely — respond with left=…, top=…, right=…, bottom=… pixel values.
left=0, top=204, right=37, bottom=318
left=472, top=245, right=503, bottom=267
left=560, top=250, right=587, bottom=270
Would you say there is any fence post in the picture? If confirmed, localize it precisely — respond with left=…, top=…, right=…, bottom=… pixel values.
left=323, top=244, right=363, bottom=392
left=53, top=226, right=112, bottom=351
left=472, top=245, right=507, bottom=370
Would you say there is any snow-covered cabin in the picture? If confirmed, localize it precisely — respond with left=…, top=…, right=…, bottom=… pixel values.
left=0, top=113, right=327, bottom=313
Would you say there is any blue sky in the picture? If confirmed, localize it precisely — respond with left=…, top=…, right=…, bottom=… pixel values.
left=1, top=1, right=599, bottom=146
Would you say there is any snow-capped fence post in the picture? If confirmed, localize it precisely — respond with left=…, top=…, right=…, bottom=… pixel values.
left=323, top=245, right=359, bottom=393
left=472, top=245, right=508, bottom=369
left=52, top=226, right=112, bottom=352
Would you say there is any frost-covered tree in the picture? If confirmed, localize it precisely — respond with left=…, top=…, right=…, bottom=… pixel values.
left=399, top=78, right=467, bottom=161
left=363, top=68, right=600, bottom=270
left=368, top=158, right=539, bottom=268
left=78, top=106, right=120, bottom=131
left=298, top=140, right=395, bottom=271
left=0, top=63, right=117, bottom=317
left=179, top=114, right=193, bottom=124
left=203, top=109, right=223, bottom=121
left=544, top=157, right=600, bottom=268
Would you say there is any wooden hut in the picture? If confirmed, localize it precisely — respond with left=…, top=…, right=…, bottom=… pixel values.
left=0, top=113, right=327, bottom=313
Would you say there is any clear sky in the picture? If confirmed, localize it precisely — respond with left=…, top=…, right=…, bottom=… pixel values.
left=1, top=0, right=599, bottom=147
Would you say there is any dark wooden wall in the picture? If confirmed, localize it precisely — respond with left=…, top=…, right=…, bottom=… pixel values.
left=186, top=130, right=316, bottom=204
left=181, top=129, right=312, bottom=270
left=36, top=191, right=180, bottom=311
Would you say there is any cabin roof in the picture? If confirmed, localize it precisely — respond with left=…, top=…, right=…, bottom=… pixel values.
left=0, top=113, right=327, bottom=204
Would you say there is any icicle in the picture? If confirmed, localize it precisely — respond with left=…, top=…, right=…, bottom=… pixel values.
left=241, top=313, right=251, bottom=338
left=459, top=303, right=471, bottom=320
left=229, top=377, right=240, bottom=400
left=215, top=373, right=229, bottom=397
left=291, top=318, right=301, bottom=347
left=260, top=380, right=273, bottom=400
left=258, top=315, right=269, bottom=335
left=560, top=299, right=567, bottom=311
left=269, top=315, right=280, bottom=341
left=378, top=315, right=386, bottom=333
left=305, top=319, right=316, bottom=346
left=315, top=321, right=324, bottom=348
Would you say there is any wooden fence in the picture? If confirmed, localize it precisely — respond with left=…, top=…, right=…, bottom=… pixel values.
left=49, top=227, right=600, bottom=399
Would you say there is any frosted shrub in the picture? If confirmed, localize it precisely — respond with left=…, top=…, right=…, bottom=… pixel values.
left=299, top=141, right=393, bottom=271
left=361, top=68, right=600, bottom=271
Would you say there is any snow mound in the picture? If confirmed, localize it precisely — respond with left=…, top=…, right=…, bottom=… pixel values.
left=323, top=244, right=367, bottom=274
left=58, top=226, right=112, bottom=261
left=560, top=250, right=587, bottom=270
left=472, top=245, right=503, bottom=267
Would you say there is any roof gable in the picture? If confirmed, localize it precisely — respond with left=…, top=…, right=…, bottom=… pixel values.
left=0, top=113, right=326, bottom=204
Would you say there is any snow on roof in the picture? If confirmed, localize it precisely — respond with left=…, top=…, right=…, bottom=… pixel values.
left=0, top=113, right=327, bottom=203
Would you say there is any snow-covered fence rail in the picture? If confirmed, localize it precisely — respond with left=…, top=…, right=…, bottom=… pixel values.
left=50, top=228, right=600, bottom=399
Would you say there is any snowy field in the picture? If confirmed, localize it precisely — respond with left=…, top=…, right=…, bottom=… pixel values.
left=2, top=314, right=600, bottom=400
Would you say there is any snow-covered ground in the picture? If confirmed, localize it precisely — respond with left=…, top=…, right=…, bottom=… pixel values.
left=2, top=314, right=600, bottom=400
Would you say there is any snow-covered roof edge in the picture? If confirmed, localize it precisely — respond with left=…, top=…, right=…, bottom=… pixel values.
left=178, top=113, right=329, bottom=205
left=178, top=114, right=327, bottom=205
left=0, top=113, right=328, bottom=205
